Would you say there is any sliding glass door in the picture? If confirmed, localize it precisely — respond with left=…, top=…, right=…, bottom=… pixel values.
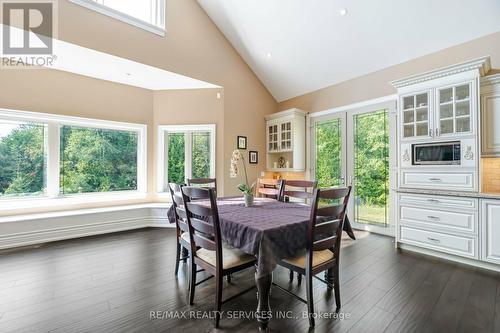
left=312, top=104, right=393, bottom=233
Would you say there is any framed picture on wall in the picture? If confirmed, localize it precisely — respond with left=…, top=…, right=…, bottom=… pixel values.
left=237, top=136, right=247, bottom=149
left=249, top=151, right=258, bottom=164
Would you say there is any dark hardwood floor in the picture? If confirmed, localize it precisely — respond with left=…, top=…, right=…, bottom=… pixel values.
left=1, top=228, right=499, bottom=333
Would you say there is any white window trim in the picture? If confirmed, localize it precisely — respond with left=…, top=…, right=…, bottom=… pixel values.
left=69, top=0, right=166, bottom=37
left=0, top=108, right=148, bottom=208
left=157, top=124, right=216, bottom=193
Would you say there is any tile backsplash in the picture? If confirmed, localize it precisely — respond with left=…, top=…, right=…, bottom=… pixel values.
left=482, top=158, right=500, bottom=193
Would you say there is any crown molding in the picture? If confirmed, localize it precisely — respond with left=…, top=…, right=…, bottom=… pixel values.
left=481, top=73, right=500, bottom=87
left=265, top=108, right=306, bottom=120
left=391, top=56, right=491, bottom=89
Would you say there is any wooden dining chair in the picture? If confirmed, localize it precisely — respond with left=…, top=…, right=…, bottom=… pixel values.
left=187, top=178, right=217, bottom=195
left=169, top=183, right=191, bottom=276
left=256, top=178, right=283, bottom=199
left=274, top=186, right=352, bottom=328
left=282, top=179, right=318, bottom=283
left=281, top=179, right=317, bottom=203
left=181, top=186, right=256, bottom=328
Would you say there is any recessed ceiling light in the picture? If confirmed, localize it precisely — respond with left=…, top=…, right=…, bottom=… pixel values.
left=266, top=53, right=272, bottom=59
left=125, top=72, right=132, bottom=76
left=339, top=8, right=347, bottom=16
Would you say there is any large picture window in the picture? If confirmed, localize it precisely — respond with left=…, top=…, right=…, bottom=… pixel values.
left=0, top=109, right=147, bottom=206
left=70, top=0, right=165, bottom=35
left=60, top=126, right=138, bottom=194
left=158, top=125, right=215, bottom=192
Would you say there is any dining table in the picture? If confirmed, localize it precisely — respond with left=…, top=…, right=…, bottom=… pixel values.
left=167, top=196, right=355, bottom=329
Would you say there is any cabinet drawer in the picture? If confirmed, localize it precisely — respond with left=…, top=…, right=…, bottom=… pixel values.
left=399, top=193, right=477, bottom=210
left=400, top=206, right=476, bottom=233
left=400, top=226, right=476, bottom=258
left=401, top=171, right=474, bottom=190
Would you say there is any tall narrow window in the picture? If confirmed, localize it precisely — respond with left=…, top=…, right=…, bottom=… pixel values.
left=191, top=132, right=211, bottom=179
left=158, top=125, right=215, bottom=191
left=60, top=126, right=138, bottom=195
left=167, top=133, right=185, bottom=184
left=0, top=121, right=46, bottom=198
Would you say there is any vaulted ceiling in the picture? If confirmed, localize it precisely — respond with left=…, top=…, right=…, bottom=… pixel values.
left=197, top=0, right=500, bottom=102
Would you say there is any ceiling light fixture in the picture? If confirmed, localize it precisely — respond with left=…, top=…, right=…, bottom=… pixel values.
left=339, top=8, right=347, bottom=16
left=266, top=53, right=272, bottom=59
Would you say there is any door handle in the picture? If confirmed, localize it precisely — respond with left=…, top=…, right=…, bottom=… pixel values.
left=340, top=176, right=345, bottom=185
left=429, top=178, right=442, bottom=182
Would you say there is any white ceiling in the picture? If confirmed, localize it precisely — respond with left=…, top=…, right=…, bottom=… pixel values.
left=1, top=24, right=219, bottom=91
left=197, top=0, right=500, bottom=102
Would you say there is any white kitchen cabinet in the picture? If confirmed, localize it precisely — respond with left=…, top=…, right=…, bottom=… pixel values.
left=481, top=199, right=500, bottom=265
left=401, top=90, right=432, bottom=140
left=481, top=74, right=500, bottom=157
left=265, top=109, right=306, bottom=171
left=398, top=80, right=477, bottom=142
left=437, top=82, right=474, bottom=137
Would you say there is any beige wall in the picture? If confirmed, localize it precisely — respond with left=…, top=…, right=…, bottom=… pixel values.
left=152, top=88, right=225, bottom=196
left=58, top=0, right=277, bottom=195
left=278, top=31, right=500, bottom=112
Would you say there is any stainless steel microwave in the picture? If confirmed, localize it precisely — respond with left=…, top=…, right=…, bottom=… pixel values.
left=413, top=141, right=461, bottom=165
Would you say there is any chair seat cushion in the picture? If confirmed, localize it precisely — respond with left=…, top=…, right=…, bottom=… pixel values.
left=180, top=232, right=190, bottom=243
left=197, top=246, right=255, bottom=269
left=282, top=249, right=334, bottom=269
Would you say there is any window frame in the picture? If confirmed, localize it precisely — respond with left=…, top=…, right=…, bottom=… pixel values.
left=0, top=108, right=147, bottom=208
left=69, top=0, right=166, bottom=36
left=157, top=124, right=216, bottom=193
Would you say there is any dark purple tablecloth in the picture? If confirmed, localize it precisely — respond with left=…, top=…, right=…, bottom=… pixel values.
left=168, top=197, right=355, bottom=277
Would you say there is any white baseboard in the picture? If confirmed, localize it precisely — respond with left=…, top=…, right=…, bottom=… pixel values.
left=0, top=205, right=174, bottom=250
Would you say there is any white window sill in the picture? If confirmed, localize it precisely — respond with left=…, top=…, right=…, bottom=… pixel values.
left=69, top=0, right=166, bottom=37
left=0, top=191, right=148, bottom=212
left=0, top=202, right=172, bottom=223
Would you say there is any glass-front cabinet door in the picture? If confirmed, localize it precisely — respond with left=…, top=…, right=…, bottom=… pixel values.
left=280, top=121, right=292, bottom=151
left=268, top=123, right=279, bottom=152
left=401, top=91, right=431, bottom=140
left=437, top=82, right=472, bottom=137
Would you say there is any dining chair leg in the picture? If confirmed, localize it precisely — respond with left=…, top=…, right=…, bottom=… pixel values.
left=181, top=247, right=189, bottom=262
left=188, top=259, right=197, bottom=305
left=289, top=269, right=294, bottom=282
left=297, top=273, right=302, bottom=285
left=227, top=274, right=231, bottom=283
left=333, top=263, right=341, bottom=311
left=305, top=271, right=315, bottom=328
left=326, top=267, right=334, bottom=290
left=215, top=273, right=223, bottom=328
left=174, top=241, right=181, bottom=276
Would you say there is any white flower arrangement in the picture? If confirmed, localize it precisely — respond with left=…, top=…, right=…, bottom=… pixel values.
left=230, top=149, right=255, bottom=195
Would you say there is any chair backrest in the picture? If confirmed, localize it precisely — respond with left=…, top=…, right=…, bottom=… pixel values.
left=181, top=186, right=223, bottom=267
left=187, top=178, right=217, bottom=195
left=169, top=183, right=189, bottom=235
left=256, top=178, right=283, bottom=199
left=282, top=180, right=318, bottom=202
left=306, top=186, right=352, bottom=266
